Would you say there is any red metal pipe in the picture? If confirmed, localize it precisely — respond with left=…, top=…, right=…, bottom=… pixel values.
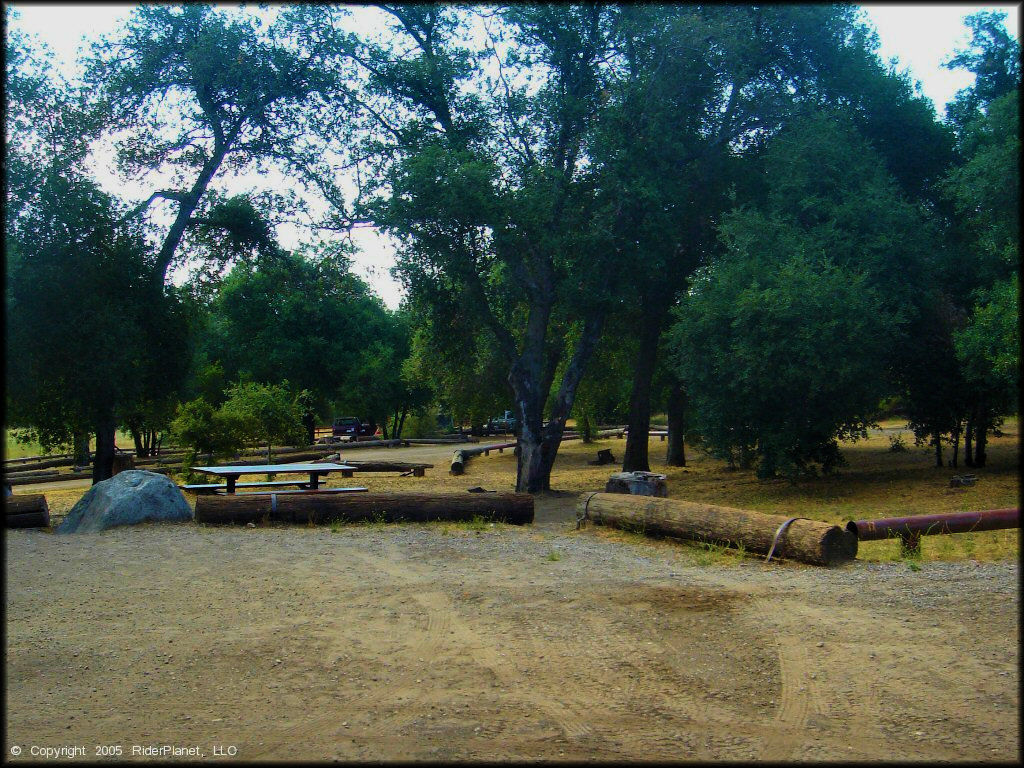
left=847, top=508, right=1020, bottom=541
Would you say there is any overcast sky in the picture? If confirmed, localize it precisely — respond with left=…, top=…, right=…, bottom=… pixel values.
left=7, top=3, right=1020, bottom=308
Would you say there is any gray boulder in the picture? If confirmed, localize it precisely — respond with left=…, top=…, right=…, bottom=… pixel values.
left=57, top=470, right=193, bottom=534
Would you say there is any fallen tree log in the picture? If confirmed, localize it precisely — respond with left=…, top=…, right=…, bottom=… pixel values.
left=4, top=452, right=75, bottom=464
left=3, top=456, right=77, bottom=473
left=195, top=491, right=534, bottom=526
left=578, top=492, right=857, bottom=567
left=334, top=461, right=433, bottom=477
left=4, top=468, right=60, bottom=479
left=450, top=428, right=627, bottom=474
left=14, top=466, right=173, bottom=484
left=450, top=442, right=517, bottom=474
left=5, top=494, right=50, bottom=527
left=9, top=471, right=92, bottom=485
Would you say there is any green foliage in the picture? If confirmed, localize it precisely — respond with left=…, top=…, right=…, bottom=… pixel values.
left=192, top=243, right=428, bottom=432
left=670, top=250, right=889, bottom=478
left=954, top=276, right=1019, bottom=415
left=404, top=309, right=512, bottom=430
left=84, top=4, right=349, bottom=280
left=5, top=166, right=186, bottom=451
left=943, top=11, right=1021, bottom=139
left=169, top=397, right=243, bottom=459
left=940, top=90, right=1020, bottom=286
left=218, top=381, right=305, bottom=451
left=170, top=380, right=304, bottom=462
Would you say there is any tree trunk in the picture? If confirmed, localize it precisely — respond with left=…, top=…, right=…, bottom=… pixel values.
left=72, top=431, right=90, bottom=468
left=396, top=406, right=408, bottom=439
left=622, top=310, right=664, bottom=473
left=950, top=419, right=961, bottom=468
left=515, top=416, right=549, bottom=493
left=974, top=413, right=988, bottom=468
left=130, top=423, right=146, bottom=458
left=302, top=413, right=315, bottom=446
left=666, top=382, right=687, bottom=467
left=964, top=415, right=975, bottom=467
left=933, top=430, right=943, bottom=468
left=92, top=414, right=117, bottom=484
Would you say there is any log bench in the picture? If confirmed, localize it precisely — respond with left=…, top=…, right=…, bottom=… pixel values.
left=336, top=461, right=432, bottom=478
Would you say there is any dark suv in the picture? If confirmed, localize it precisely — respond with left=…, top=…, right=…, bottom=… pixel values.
left=332, top=416, right=377, bottom=440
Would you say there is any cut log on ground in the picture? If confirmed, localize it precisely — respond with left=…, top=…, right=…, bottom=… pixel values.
left=450, top=442, right=517, bottom=474
left=578, top=492, right=857, bottom=567
left=2, top=456, right=77, bottom=473
left=334, top=461, right=433, bottom=477
left=604, top=471, right=668, bottom=496
left=5, top=494, right=50, bottom=528
left=9, top=471, right=92, bottom=485
left=194, top=491, right=534, bottom=526
left=4, top=468, right=59, bottom=479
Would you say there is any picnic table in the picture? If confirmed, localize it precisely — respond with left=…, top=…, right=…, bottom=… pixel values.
left=189, top=463, right=356, bottom=494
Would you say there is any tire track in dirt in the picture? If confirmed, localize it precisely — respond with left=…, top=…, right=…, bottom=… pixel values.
left=581, top=610, right=762, bottom=759
left=758, top=634, right=820, bottom=760
left=243, top=553, right=442, bottom=760
left=350, top=545, right=596, bottom=748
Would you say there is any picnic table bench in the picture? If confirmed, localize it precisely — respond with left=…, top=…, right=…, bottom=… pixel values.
left=187, top=463, right=356, bottom=494
left=180, top=479, right=315, bottom=495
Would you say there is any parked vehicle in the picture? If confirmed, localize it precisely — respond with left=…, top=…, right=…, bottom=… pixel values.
left=486, top=410, right=517, bottom=434
left=331, top=416, right=377, bottom=440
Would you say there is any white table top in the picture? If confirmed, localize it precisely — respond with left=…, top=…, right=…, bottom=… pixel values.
left=192, top=463, right=354, bottom=475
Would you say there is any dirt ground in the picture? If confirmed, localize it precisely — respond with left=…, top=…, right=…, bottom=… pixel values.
left=5, top=482, right=1019, bottom=762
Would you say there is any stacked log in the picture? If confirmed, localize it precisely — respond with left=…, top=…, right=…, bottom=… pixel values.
left=195, top=491, right=534, bottom=526
left=6, top=494, right=50, bottom=528
left=2, top=456, right=77, bottom=473
left=578, top=492, right=857, bottom=567
left=333, top=461, right=432, bottom=477
left=450, top=429, right=627, bottom=474
left=5, top=468, right=59, bottom=479
left=450, top=442, right=517, bottom=474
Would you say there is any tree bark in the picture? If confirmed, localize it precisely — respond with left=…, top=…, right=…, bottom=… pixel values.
left=964, top=415, right=975, bottom=467
left=129, top=423, right=146, bottom=458
left=153, top=143, right=229, bottom=287
left=950, top=419, right=961, bottom=468
left=512, top=314, right=603, bottom=493
left=73, top=431, right=91, bottom=468
left=302, top=412, right=316, bottom=446
left=622, top=309, right=665, bottom=473
left=396, top=406, right=408, bottom=439
left=666, top=382, right=687, bottom=467
left=974, top=412, right=988, bottom=468
left=933, top=430, right=943, bottom=468
left=92, top=413, right=117, bottom=484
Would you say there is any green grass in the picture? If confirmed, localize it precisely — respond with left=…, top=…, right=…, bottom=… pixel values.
left=4, top=428, right=136, bottom=459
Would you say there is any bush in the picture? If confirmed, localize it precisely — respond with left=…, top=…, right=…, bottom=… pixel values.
left=669, top=251, right=891, bottom=478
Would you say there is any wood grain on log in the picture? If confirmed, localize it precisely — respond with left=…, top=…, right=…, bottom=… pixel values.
left=579, top=492, right=856, bottom=567
left=195, top=491, right=534, bottom=526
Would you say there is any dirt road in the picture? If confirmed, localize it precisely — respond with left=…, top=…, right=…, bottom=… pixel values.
left=5, top=493, right=1018, bottom=762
